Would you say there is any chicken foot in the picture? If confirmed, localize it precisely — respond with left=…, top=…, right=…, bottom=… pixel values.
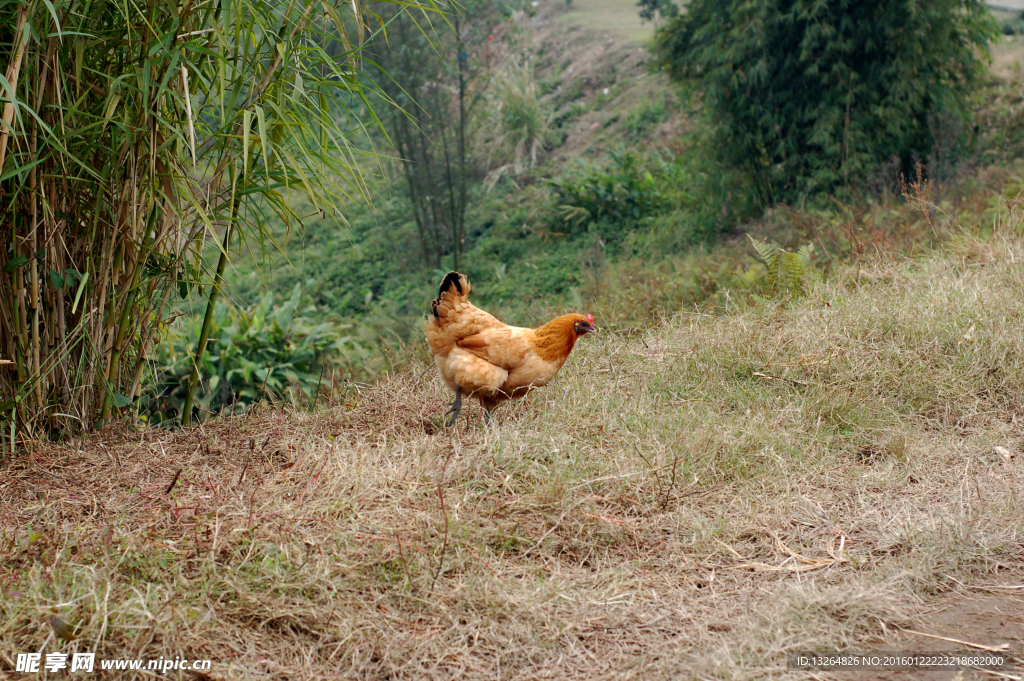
left=444, top=387, right=463, bottom=427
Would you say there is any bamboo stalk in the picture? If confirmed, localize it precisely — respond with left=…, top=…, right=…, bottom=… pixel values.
left=0, top=4, right=30, bottom=173
left=83, top=162, right=114, bottom=412
left=1, top=287, right=16, bottom=371
left=0, top=0, right=406, bottom=436
left=180, top=220, right=233, bottom=426
left=128, top=276, right=173, bottom=400
left=102, top=204, right=158, bottom=419
left=10, top=219, right=25, bottom=384
left=30, top=100, right=41, bottom=407
left=55, top=262, right=68, bottom=408
left=16, top=266, right=28, bottom=379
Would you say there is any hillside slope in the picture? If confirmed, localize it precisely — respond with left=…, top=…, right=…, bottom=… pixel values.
left=4, top=221, right=1023, bottom=678
left=223, top=0, right=690, bottom=325
left=220, top=4, right=1024, bottom=357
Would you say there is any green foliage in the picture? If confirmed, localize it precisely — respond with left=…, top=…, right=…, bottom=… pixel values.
left=655, top=0, right=999, bottom=202
left=548, top=151, right=663, bottom=237
left=0, top=0, right=438, bottom=434
left=637, top=0, right=678, bottom=24
left=364, top=0, right=512, bottom=270
left=995, top=9, right=1024, bottom=34
left=748, top=236, right=813, bottom=297
left=550, top=100, right=589, bottom=133
left=624, top=96, right=669, bottom=138
left=553, top=78, right=586, bottom=109
left=486, top=57, right=551, bottom=184
left=495, top=59, right=549, bottom=167
left=144, top=287, right=374, bottom=424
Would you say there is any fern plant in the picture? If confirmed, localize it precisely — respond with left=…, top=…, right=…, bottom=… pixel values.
left=748, top=236, right=813, bottom=296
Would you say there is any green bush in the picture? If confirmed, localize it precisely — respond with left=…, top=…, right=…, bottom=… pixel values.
left=637, top=0, right=678, bottom=24
left=550, top=100, right=590, bottom=130
left=998, top=10, right=1024, bottom=34
left=655, top=0, right=998, bottom=202
left=142, top=286, right=375, bottom=424
left=552, top=78, right=586, bottom=109
left=489, top=58, right=550, bottom=173
left=548, top=151, right=663, bottom=236
left=624, top=97, right=668, bottom=137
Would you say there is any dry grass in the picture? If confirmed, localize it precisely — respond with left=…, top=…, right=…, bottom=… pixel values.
left=559, top=0, right=654, bottom=46
left=3, top=224, right=1024, bottom=679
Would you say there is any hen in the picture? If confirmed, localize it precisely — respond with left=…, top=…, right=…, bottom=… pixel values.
left=425, top=271, right=596, bottom=426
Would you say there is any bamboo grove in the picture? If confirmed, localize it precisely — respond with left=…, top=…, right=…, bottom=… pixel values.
left=0, top=0, right=430, bottom=440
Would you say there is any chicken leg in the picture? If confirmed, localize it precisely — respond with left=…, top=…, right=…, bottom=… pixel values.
left=444, top=387, right=463, bottom=427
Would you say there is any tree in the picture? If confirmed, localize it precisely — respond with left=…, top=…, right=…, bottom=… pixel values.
left=655, top=0, right=998, bottom=203
left=0, top=0, right=435, bottom=436
left=365, top=0, right=505, bottom=270
left=637, top=0, right=678, bottom=27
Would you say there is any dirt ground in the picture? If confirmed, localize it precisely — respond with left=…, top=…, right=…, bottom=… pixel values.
left=834, top=587, right=1023, bottom=681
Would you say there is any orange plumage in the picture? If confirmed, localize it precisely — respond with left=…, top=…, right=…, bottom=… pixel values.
left=425, top=272, right=596, bottom=425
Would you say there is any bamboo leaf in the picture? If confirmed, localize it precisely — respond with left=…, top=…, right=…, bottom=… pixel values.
left=0, top=156, right=45, bottom=182
left=182, top=64, right=197, bottom=170
left=40, top=0, right=63, bottom=40
left=255, top=104, right=269, bottom=180
left=279, top=146, right=321, bottom=210
left=103, top=93, right=121, bottom=127
left=71, top=272, right=89, bottom=314
left=151, top=51, right=182, bottom=106
left=0, top=72, right=23, bottom=133
left=243, top=108, right=251, bottom=179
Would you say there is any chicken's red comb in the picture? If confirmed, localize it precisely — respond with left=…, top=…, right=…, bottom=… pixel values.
left=586, top=313, right=594, bottom=325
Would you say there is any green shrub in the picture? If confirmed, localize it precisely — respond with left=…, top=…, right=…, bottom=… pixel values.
left=637, top=0, right=678, bottom=24
left=550, top=100, right=590, bottom=129
left=489, top=58, right=550, bottom=174
left=552, top=78, right=585, bottom=109
left=624, top=97, right=668, bottom=137
left=142, top=286, right=374, bottom=424
left=655, top=0, right=999, bottom=202
left=548, top=151, right=663, bottom=236
left=998, top=10, right=1024, bottom=35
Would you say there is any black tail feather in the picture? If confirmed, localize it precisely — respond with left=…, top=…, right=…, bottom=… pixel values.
left=432, top=272, right=466, bottom=319
left=439, top=271, right=463, bottom=298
